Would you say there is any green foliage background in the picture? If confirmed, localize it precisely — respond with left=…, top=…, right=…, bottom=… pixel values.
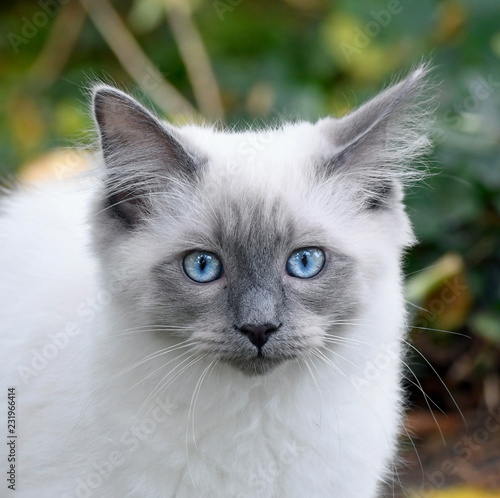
left=1, top=0, right=499, bottom=413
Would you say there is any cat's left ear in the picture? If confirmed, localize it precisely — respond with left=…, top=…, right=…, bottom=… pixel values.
left=93, top=86, right=198, bottom=227
left=318, top=65, right=431, bottom=209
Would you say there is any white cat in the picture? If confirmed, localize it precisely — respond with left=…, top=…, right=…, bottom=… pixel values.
left=1, top=67, right=431, bottom=497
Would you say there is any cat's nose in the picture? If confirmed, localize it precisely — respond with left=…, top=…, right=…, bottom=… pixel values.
left=239, top=323, right=278, bottom=349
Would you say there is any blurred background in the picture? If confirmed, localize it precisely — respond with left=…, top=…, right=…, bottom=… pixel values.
left=1, top=0, right=499, bottom=496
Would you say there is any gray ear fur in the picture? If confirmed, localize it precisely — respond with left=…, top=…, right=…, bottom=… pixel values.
left=93, top=86, right=197, bottom=227
left=318, top=66, right=432, bottom=209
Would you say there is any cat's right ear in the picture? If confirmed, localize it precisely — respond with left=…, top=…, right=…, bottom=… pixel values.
left=317, top=66, right=432, bottom=210
left=93, top=86, right=198, bottom=227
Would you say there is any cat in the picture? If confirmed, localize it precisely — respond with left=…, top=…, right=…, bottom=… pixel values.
left=0, top=66, right=431, bottom=497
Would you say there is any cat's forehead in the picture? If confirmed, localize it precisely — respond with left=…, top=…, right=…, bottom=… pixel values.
left=161, top=124, right=350, bottom=254
left=171, top=188, right=328, bottom=255
left=210, top=196, right=324, bottom=255
left=179, top=121, right=327, bottom=183
left=151, top=121, right=400, bottom=260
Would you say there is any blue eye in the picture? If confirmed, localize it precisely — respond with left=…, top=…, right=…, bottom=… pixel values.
left=183, top=251, right=223, bottom=283
left=286, top=247, right=325, bottom=279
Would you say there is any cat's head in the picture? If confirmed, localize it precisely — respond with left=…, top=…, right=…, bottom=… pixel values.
left=91, top=67, right=431, bottom=375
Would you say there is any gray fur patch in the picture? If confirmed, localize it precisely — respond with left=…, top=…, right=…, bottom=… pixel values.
left=151, top=193, right=361, bottom=375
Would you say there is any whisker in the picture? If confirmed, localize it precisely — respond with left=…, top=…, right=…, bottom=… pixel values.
left=320, top=334, right=447, bottom=443
left=121, top=347, right=198, bottom=398
left=301, top=356, right=324, bottom=409
left=141, top=353, right=206, bottom=411
left=410, top=325, right=470, bottom=339
left=403, top=339, right=467, bottom=429
left=405, top=299, right=430, bottom=313
left=112, top=340, right=197, bottom=381
left=325, top=315, right=471, bottom=339
left=309, top=348, right=398, bottom=470
left=189, top=359, right=218, bottom=450
left=404, top=263, right=441, bottom=277
left=185, top=358, right=218, bottom=495
left=75, top=340, right=196, bottom=426
left=402, top=424, right=425, bottom=486
left=322, top=338, right=445, bottom=416
left=105, top=325, right=195, bottom=338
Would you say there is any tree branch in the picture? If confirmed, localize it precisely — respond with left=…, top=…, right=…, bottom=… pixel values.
left=79, top=0, right=197, bottom=119
left=29, top=1, right=86, bottom=89
left=164, top=0, right=224, bottom=120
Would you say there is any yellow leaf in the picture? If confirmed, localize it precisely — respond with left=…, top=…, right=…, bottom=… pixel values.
left=8, top=96, right=45, bottom=153
left=432, top=0, right=468, bottom=44
left=320, top=12, right=395, bottom=83
left=405, top=253, right=465, bottom=304
left=421, top=486, right=500, bottom=498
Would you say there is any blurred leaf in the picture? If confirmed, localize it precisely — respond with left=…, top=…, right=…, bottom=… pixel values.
left=54, top=101, right=89, bottom=138
left=472, top=311, right=500, bottom=344
left=407, top=253, right=472, bottom=331
left=128, top=0, right=165, bottom=33
left=491, top=31, right=500, bottom=58
left=406, top=253, right=465, bottom=304
left=7, top=95, right=45, bottom=153
left=320, top=12, right=394, bottom=82
left=432, top=0, right=468, bottom=44
left=419, top=486, right=500, bottom=497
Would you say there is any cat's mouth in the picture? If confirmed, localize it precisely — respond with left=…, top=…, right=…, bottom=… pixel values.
left=229, top=356, right=284, bottom=376
left=223, top=348, right=295, bottom=376
left=194, top=331, right=300, bottom=375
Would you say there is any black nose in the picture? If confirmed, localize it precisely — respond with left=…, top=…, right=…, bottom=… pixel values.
left=239, top=323, right=278, bottom=349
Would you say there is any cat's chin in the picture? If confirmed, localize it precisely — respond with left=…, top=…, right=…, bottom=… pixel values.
left=227, top=356, right=286, bottom=376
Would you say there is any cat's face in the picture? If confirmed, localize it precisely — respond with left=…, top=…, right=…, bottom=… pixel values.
left=148, top=182, right=362, bottom=375
left=92, top=68, right=429, bottom=375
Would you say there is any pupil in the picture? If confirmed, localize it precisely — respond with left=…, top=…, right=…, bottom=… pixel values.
left=199, top=256, right=206, bottom=271
left=301, top=254, right=308, bottom=267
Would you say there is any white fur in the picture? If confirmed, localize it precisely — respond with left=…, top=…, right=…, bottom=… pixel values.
left=0, top=84, right=427, bottom=496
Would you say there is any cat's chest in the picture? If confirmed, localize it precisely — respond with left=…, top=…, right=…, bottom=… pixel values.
left=82, top=372, right=331, bottom=497
left=74, top=326, right=397, bottom=497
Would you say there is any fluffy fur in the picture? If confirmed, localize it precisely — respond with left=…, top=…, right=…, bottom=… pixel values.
left=0, top=67, right=431, bottom=497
